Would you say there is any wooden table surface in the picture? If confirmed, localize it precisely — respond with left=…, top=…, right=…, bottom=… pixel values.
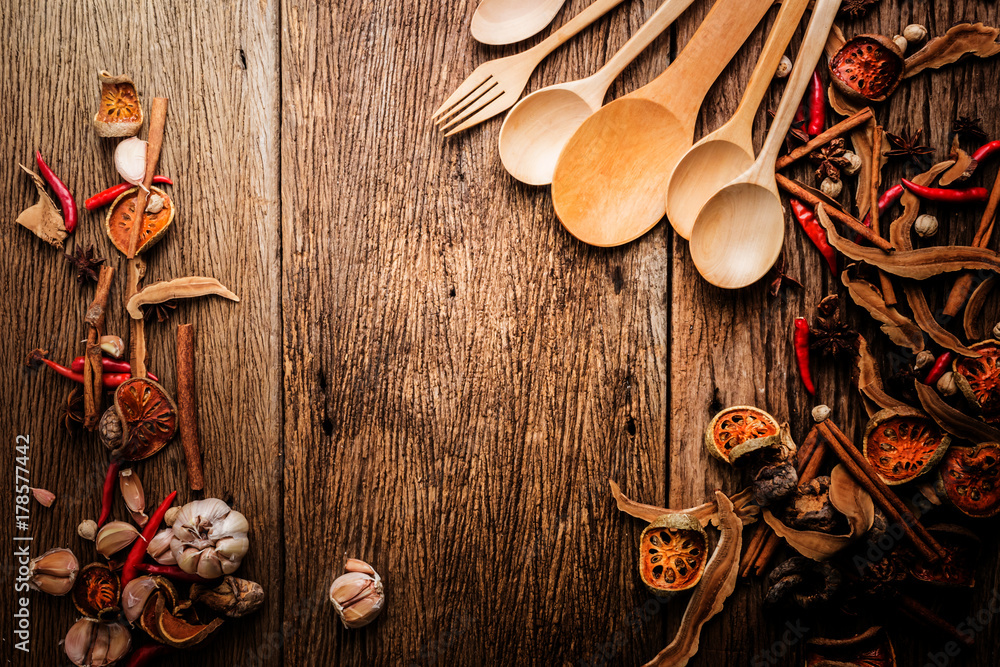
left=3, top=1, right=1000, bottom=665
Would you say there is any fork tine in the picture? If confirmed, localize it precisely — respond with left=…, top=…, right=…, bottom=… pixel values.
left=441, top=92, right=510, bottom=136
left=435, top=78, right=499, bottom=126
left=432, top=70, right=493, bottom=119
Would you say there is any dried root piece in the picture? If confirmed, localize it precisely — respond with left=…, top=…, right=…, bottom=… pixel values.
left=126, top=277, right=239, bottom=320
left=16, top=164, right=67, bottom=247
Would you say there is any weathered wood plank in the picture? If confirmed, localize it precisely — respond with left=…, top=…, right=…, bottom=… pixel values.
left=0, top=1, right=281, bottom=664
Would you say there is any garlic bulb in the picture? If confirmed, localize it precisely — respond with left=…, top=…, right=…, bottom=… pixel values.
left=774, top=55, right=792, bottom=79
left=820, top=177, right=842, bottom=198
left=904, top=24, right=927, bottom=43
left=64, top=618, right=131, bottom=667
left=28, top=547, right=79, bottom=595
left=842, top=151, right=863, bottom=175
left=78, top=519, right=98, bottom=541
left=915, top=214, right=938, bottom=238
left=329, top=560, right=384, bottom=629
left=147, top=528, right=177, bottom=565
left=937, top=371, right=958, bottom=396
left=95, top=521, right=140, bottom=558
left=113, top=137, right=147, bottom=187
left=892, top=35, right=908, bottom=54
left=811, top=405, right=831, bottom=423
left=169, top=499, right=250, bottom=578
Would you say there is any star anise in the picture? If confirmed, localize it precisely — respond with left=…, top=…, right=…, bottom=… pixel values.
left=808, top=138, right=851, bottom=183
left=953, top=116, right=988, bottom=143
left=144, top=300, right=177, bottom=323
left=886, top=362, right=920, bottom=406
left=65, top=244, right=106, bottom=285
left=810, top=295, right=859, bottom=358
left=59, top=388, right=85, bottom=432
left=885, top=127, right=934, bottom=165
left=769, top=252, right=802, bottom=297
left=839, top=0, right=881, bottom=18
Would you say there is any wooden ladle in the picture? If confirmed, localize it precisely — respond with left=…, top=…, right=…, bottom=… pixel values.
left=471, top=0, right=568, bottom=45
left=665, top=0, right=810, bottom=240
left=551, top=0, right=777, bottom=247
left=689, top=0, right=841, bottom=289
left=498, top=0, right=699, bottom=186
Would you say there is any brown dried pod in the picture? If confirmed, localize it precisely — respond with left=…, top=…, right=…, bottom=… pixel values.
left=112, top=378, right=178, bottom=461
left=72, top=563, right=121, bottom=620
left=830, top=34, right=905, bottom=102
left=93, top=70, right=143, bottom=137
left=105, top=186, right=175, bottom=256
left=99, top=406, right=123, bottom=451
left=704, top=406, right=781, bottom=464
left=190, top=576, right=266, bottom=618
left=953, top=340, right=1000, bottom=423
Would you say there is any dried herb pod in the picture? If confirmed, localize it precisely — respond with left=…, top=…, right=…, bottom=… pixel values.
left=704, top=406, right=781, bottom=464
left=112, top=378, right=178, bottom=461
left=104, top=186, right=174, bottom=256
left=93, top=70, right=142, bottom=137
left=72, top=563, right=121, bottom=620
left=862, top=407, right=950, bottom=485
left=937, top=443, right=1000, bottom=518
left=638, top=514, right=708, bottom=595
left=830, top=34, right=905, bottom=102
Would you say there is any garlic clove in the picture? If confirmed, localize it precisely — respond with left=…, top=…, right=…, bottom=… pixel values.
left=31, top=486, right=56, bottom=507
left=903, top=24, right=928, bottom=43
left=215, top=535, right=250, bottom=561
left=121, top=576, right=159, bottom=624
left=95, top=521, right=140, bottom=558
left=196, top=550, right=225, bottom=579
left=340, top=594, right=384, bottom=629
left=29, top=547, right=79, bottom=595
left=118, top=468, right=145, bottom=514
left=774, top=55, right=792, bottom=79
left=915, top=350, right=936, bottom=370
left=98, top=335, right=125, bottom=359
left=145, top=193, right=165, bottom=214
left=147, top=528, right=177, bottom=565
left=892, top=34, right=908, bottom=53
left=937, top=371, right=959, bottom=396
left=114, top=137, right=147, bottom=187
left=330, top=572, right=375, bottom=607
left=164, top=506, right=181, bottom=526
left=329, top=564, right=385, bottom=629
left=344, top=558, right=376, bottom=576
left=78, top=519, right=98, bottom=541
left=64, top=618, right=98, bottom=666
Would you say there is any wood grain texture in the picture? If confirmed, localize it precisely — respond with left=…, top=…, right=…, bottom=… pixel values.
left=2, top=0, right=1000, bottom=665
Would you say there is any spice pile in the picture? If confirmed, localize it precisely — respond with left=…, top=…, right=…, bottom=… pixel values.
left=611, top=15, right=1000, bottom=667
left=18, top=70, right=259, bottom=665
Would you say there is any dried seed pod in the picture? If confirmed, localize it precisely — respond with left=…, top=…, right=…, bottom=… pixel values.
left=330, top=565, right=385, bottom=629
left=638, top=514, right=708, bottom=595
left=937, top=443, right=1000, bottom=518
left=863, top=407, right=951, bottom=485
left=147, top=528, right=177, bottom=565
left=820, top=177, right=843, bottom=198
left=96, top=521, right=140, bottom=558
left=98, top=406, right=122, bottom=451
left=704, top=406, right=781, bottom=464
left=829, top=34, right=905, bottom=102
left=775, top=55, right=792, bottom=78
left=105, top=186, right=175, bottom=256
left=112, top=378, right=178, bottom=461
left=811, top=405, right=832, bottom=423
left=72, top=563, right=121, bottom=620
left=170, top=499, right=250, bottom=578
left=191, top=576, right=266, bottom=618
left=937, top=371, right=958, bottom=396
left=31, top=487, right=56, bottom=507
left=914, top=214, right=938, bottom=238
left=78, top=520, right=99, bottom=541
left=64, top=618, right=132, bottom=667
left=903, top=24, right=928, bottom=42
left=118, top=468, right=147, bottom=526
left=28, top=547, right=79, bottom=595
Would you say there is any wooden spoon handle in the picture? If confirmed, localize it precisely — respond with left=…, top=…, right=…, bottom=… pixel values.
left=592, top=0, right=700, bottom=89
left=729, top=0, right=811, bottom=136
left=641, top=0, right=774, bottom=116
left=524, top=0, right=628, bottom=63
left=755, top=0, right=841, bottom=169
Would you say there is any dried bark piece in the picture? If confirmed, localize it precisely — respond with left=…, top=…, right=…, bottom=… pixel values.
left=914, top=380, right=1000, bottom=444
left=609, top=480, right=757, bottom=528
left=904, top=23, right=1000, bottom=80
left=964, top=276, right=997, bottom=342
left=855, top=336, right=910, bottom=416
left=842, top=270, right=923, bottom=353
left=16, top=164, right=67, bottom=247
left=126, top=277, right=239, bottom=320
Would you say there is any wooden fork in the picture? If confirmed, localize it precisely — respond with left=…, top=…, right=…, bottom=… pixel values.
left=433, top=0, right=628, bottom=136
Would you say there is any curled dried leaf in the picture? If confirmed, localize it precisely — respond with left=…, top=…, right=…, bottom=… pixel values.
left=126, top=277, right=239, bottom=320
left=16, top=164, right=67, bottom=247
left=914, top=380, right=1000, bottom=443
left=842, top=270, right=923, bottom=353
left=965, top=276, right=997, bottom=342
left=855, top=335, right=910, bottom=417
left=904, top=23, right=1000, bottom=79
left=609, top=480, right=757, bottom=528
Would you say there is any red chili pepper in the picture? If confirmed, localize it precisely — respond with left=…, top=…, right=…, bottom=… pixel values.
left=901, top=178, right=988, bottom=203
left=807, top=71, right=825, bottom=136
left=793, top=101, right=806, bottom=126
left=862, top=184, right=905, bottom=228
left=794, top=318, right=815, bottom=395
left=924, top=352, right=953, bottom=385
left=35, top=150, right=77, bottom=233
left=71, top=356, right=135, bottom=374
left=124, top=644, right=173, bottom=667
left=122, top=490, right=177, bottom=590
left=37, top=358, right=153, bottom=388
left=972, top=140, right=1000, bottom=164
left=789, top=199, right=837, bottom=274
left=135, top=562, right=220, bottom=584
left=98, top=459, right=122, bottom=527
left=84, top=176, right=174, bottom=211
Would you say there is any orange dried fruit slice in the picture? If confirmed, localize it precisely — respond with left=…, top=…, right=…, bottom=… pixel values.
left=938, top=443, right=1000, bottom=518
left=862, top=407, right=950, bottom=485
left=638, top=514, right=708, bottom=595
left=105, top=186, right=175, bottom=256
left=829, top=35, right=904, bottom=102
left=113, top=378, right=178, bottom=461
left=953, top=339, right=1000, bottom=423
left=156, top=595, right=224, bottom=648
left=704, top=405, right=781, bottom=464
left=93, top=70, right=143, bottom=137
left=72, top=563, right=120, bottom=621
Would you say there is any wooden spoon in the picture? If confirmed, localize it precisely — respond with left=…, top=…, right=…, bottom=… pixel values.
left=498, top=0, right=700, bottom=186
left=688, top=0, right=841, bottom=289
left=665, top=0, right=810, bottom=239
left=471, top=0, right=568, bottom=45
left=551, top=0, right=777, bottom=247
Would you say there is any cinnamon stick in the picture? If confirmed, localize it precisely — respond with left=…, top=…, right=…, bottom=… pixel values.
left=83, top=266, right=115, bottom=429
left=127, top=97, right=168, bottom=259
left=817, top=420, right=945, bottom=562
left=176, top=323, right=204, bottom=490
left=944, top=164, right=1000, bottom=315
left=868, top=125, right=897, bottom=306
left=775, top=107, right=874, bottom=170
left=127, top=258, right=148, bottom=379
left=776, top=174, right=894, bottom=252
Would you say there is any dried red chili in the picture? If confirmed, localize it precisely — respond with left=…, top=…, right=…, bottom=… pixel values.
left=901, top=178, right=988, bottom=203
left=124, top=645, right=174, bottom=667
left=862, top=184, right=905, bottom=228
left=121, top=490, right=177, bottom=590
left=924, top=352, right=953, bottom=385
left=71, top=357, right=135, bottom=374
left=98, top=459, right=122, bottom=527
left=972, top=140, right=1000, bottom=164
left=84, top=176, right=173, bottom=211
left=789, top=199, right=836, bottom=274
left=135, top=563, right=219, bottom=584
left=35, top=150, right=77, bottom=233
left=35, top=357, right=151, bottom=388
left=794, top=318, right=815, bottom=395
left=808, top=71, right=825, bottom=136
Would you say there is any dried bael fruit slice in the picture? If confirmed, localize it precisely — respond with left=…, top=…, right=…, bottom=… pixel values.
left=906, top=524, right=980, bottom=587
left=155, top=594, right=223, bottom=648
left=862, top=407, right=950, bottom=485
left=805, top=626, right=897, bottom=666
left=704, top=406, right=781, bottom=464
left=830, top=34, right=905, bottom=102
left=638, top=514, right=708, bottom=595
left=953, top=339, right=1000, bottom=423
left=93, top=70, right=143, bottom=137
left=113, top=378, right=178, bottom=461
left=105, top=186, right=175, bottom=256
left=937, top=443, right=1000, bottom=518
left=72, top=563, right=121, bottom=621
